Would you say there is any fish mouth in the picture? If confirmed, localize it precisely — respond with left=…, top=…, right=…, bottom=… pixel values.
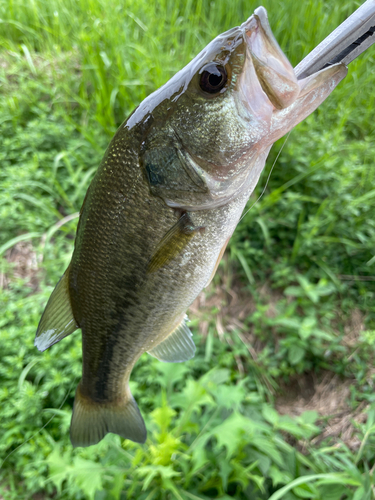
left=241, top=7, right=300, bottom=110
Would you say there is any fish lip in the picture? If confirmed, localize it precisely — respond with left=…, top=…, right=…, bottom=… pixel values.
left=241, top=7, right=300, bottom=110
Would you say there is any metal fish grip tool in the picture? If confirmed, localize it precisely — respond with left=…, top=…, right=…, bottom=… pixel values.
left=294, top=0, right=375, bottom=78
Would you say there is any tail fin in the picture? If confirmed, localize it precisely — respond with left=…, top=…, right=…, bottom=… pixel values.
left=70, top=383, right=147, bottom=447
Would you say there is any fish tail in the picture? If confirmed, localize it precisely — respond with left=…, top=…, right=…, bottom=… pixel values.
left=70, top=383, right=147, bottom=447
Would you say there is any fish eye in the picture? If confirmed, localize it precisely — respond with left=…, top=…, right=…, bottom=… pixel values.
left=199, top=63, right=228, bottom=94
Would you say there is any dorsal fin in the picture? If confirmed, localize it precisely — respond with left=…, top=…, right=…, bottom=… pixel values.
left=35, top=268, right=78, bottom=352
left=147, top=315, right=195, bottom=362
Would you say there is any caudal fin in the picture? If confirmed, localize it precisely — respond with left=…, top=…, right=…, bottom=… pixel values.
left=70, top=384, right=147, bottom=447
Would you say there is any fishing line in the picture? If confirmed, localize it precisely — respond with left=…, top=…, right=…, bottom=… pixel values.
left=0, top=375, right=78, bottom=469
left=238, top=131, right=291, bottom=224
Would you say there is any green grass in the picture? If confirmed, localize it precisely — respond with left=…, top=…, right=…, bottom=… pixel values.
left=1, top=0, right=375, bottom=499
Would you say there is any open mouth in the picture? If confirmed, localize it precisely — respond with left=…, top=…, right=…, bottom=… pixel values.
left=242, top=7, right=300, bottom=110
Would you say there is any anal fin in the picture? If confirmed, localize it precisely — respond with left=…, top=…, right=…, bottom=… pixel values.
left=148, top=212, right=204, bottom=273
left=148, top=315, right=195, bottom=362
left=35, top=267, right=78, bottom=351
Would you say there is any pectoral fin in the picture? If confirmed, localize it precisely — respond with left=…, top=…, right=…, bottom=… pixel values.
left=35, top=268, right=78, bottom=351
left=148, top=315, right=195, bottom=362
left=148, top=212, right=204, bottom=273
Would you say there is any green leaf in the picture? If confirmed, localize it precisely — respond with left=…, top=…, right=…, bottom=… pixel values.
left=214, top=383, right=246, bottom=410
left=269, top=465, right=292, bottom=487
left=288, top=345, right=305, bottom=365
left=171, top=379, right=213, bottom=413
left=137, top=465, right=179, bottom=491
left=318, top=484, right=350, bottom=500
left=233, top=248, right=255, bottom=284
left=72, top=457, right=105, bottom=500
left=201, top=368, right=231, bottom=387
left=219, top=460, right=233, bottom=490
left=210, top=412, right=250, bottom=458
left=293, top=482, right=319, bottom=498
left=46, top=445, right=72, bottom=493
left=156, top=363, right=190, bottom=391
left=190, top=438, right=210, bottom=473
left=277, top=418, right=305, bottom=438
left=299, top=411, right=319, bottom=425
left=353, top=487, right=365, bottom=500
left=262, top=405, right=279, bottom=425
left=299, top=317, right=316, bottom=340
left=252, top=437, right=283, bottom=466
left=150, top=405, right=176, bottom=433
left=269, top=474, right=361, bottom=500
left=284, top=286, right=304, bottom=298
left=310, top=329, right=334, bottom=341
left=274, top=317, right=301, bottom=330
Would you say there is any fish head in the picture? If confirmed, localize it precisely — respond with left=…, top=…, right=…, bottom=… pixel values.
left=129, top=7, right=347, bottom=211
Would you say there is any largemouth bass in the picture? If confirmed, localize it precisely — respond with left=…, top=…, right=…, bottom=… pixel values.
left=35, top=7, right=347, bottom=447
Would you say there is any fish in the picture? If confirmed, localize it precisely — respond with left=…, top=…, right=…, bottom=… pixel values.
left=35, top=7, right=347, bottom=448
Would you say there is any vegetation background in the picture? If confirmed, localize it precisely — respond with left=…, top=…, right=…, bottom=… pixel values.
left=0, top=0, right=375, bottom=498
